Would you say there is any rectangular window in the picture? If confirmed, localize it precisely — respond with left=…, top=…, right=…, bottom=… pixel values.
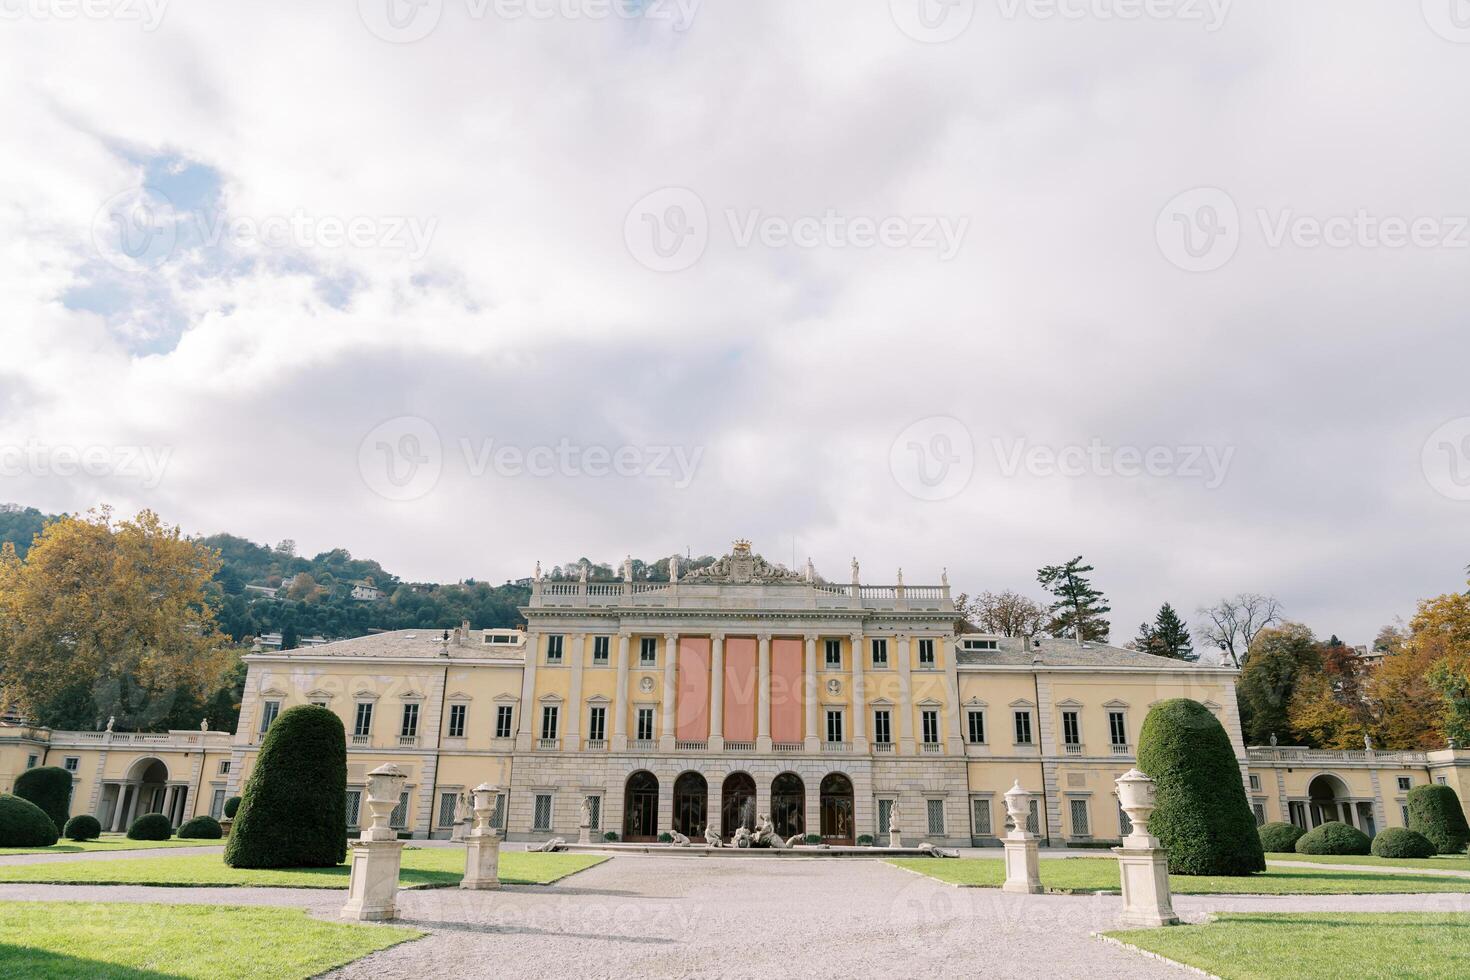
left=546, top=634, right=564, bottom=664
left=63, top=756, right=80, bottom=772
left=640, top=636, right=657, bottom=666
left=1027, top=799, right=1040, bottom=835
left=491, top=793, right=506, bottom=829
left=871, top=638, right=888, bottom=667
left=390, top=791, right=410, bottom=829
left=346, top=790, right=362, bottom=827
left=259, top=700, right=281, bottom=733
left=588, top=706, right=606, bottom=742
left=25, top=755, right=37, bottom=769
left=210, top=789, right=226, bottom=819
left=1109, top=711, right=1127, bottom=746
left=961, top=638, right=999, bottom=651
left=1014, top=711, right=1033, bottom=745
left=1062, top=711, right=1081, bottom=746
left=311, top=700, right=328, bottom=708
left=878, top=798, right=893, bottom=835
left=1288, top=800, right=1308, bottom=829
left=1118, top=803, right=1133, bottom=837
left=593, top=635, right=610, bottom=664
left=966, top=710, right=986, bottom=744
left=1439, top=776, right=1450, bottom=786
left=533, top=793, right=553, bottom=831
left=540, top=705, right=559, bottom=740
left=927, top=799, right=945, bottom=835
left=439, top=792, right=459, bottom=827
left=971, top=798, right=992, bottom=835
left=1397, top=776, right=1412, bottom=791
left=918, top=638, right=935, bottom=666
left=873, top=710, right=892, bottom=745
left=636, top=707, right=655, bottom=742
left=1252, top=803, right=1266, bottom=826
left=218, top=760, right=231, bottom=775
left=1249, top=774, right=1262, bottom=791
left=1069, top=799, right=1090, bottom=836
left=447, top=704, right=466, bottom=738
left=826, top=709, right=844, bottom=743
left=587, top=795, right=602, bottom=830
left=495, top=705, right=513, bottom=739
left=354, top=702, right=374, bottom=737
left=1401, top=805, right=1411, bottom=826
left=825, top=638, right=842, bottom=668
left=921, top=710, right=940, bottom=744
left=400, top=703, right=420, bottom=738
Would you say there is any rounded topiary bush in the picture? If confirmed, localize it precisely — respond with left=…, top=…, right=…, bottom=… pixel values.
left=127, top=813, right=173, bottom=841
left=62, top=814, right=102, bottom=842
left=225, top=704, right=347, bottom=869
left=1258, top=822, right=1306, bottom=853
left=1371, top=827, right=1436, bottom=859
left=1406, top=784, right=1470, bottom=855
left=176, top=815, right=223, bottom=840
left=1295, top=821, right=1371, bottom=855
left=223, top=796, right=240, bottom=819
left=14, top=766, right=72, bottom=834
left=0, top=793, right=61, bottom=846
left=857, top=834, right=874, bottom=846
left=1136, top=698, right=1266, bottom=876
left=603, top=831, right=619, bottom=842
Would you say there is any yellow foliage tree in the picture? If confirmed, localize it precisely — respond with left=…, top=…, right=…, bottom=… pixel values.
left=0, top=508, right=232, bottom=727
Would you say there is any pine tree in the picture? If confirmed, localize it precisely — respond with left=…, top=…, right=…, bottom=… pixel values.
left=1036, top=556, right=1111, bottom=644
left=1149, top=602, right=1196, bottom=660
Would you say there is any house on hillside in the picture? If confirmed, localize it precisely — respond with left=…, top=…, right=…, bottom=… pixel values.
left=350, top=582, right=384, bottom=602
left=243, top=583, right=280, bottom=599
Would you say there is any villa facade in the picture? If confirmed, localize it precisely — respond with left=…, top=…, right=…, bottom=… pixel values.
left=3, top=541, right=1469, bottom=846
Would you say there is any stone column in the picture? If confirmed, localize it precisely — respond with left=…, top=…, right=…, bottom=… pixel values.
left=757, top=633, right=772, bottom=752
left=343, top=764, right=408, bottom=921
left=515, top=630, right=540, bottom=752
left=1113, top=770, right=1180, bottom=927
left=612, top=631, right=631, bottom=752
left=709, top=633, right=725, bottom=751
left=461, top=783, right=503, bottom=890
left=565, top=633, right=586, bottom=749
left=850, top=632, right=867, bottom=749
left=896, top=633, right=915, bottom=755
left=1001, top=781, right=1042, bottom=894
left=660, top=632, right=679, bottom=751
left=804, top=633, right=819, bottom=752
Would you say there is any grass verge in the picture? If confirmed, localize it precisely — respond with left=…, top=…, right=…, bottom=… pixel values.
left=1264, top=851, right=1468, bottom=871
left=887, top=857, right=1470, bottom=894
left=1106, top=912, right=1470, bottom=979
left=0, top=835, right=218, bottom=857
left=0, top=849, right=607, bottom=889
left=0, top=900, right=419, bottom=979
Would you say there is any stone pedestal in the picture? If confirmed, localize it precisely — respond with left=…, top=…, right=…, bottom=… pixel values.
left=1001, top=836, right=1041, bottom=894
left=1113, top=846, right=1179, bottom=927
left=342, top=839, right=406, bottom=921
left=579, top=820, right=592, bottom=845
left=461, top=831, right=502, bottom=890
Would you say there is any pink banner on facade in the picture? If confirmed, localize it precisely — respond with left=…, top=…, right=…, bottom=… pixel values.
left=676, top=636, right=711, bottom=741
left=770, top=638, right=804, bottom=744
left=723, top=637, right=758, bottom=742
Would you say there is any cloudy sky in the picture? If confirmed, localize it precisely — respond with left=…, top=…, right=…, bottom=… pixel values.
left=1, top=0, right=1467, bottom=646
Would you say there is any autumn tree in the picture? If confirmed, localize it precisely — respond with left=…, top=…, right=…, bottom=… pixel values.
left=956, top=590, right=1049, bottom=638
left=1236, top=623, right=1320, bottom=746
left=1288, top=641, right=1378, bottom=749
left=1197, top=593, right=1283, bottom=667
left=1036, top=556, right=1111, bottom=644
left=0, top=508, right=232, bottom=728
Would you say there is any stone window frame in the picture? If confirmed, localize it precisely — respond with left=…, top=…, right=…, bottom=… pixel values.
left=824, top=706, right=846, bottom=744
left=493, top=695, right=518, bottom=740
left=969, top=794, right=994, bottom=836
left=1058, top=699, right=1084, bottom=747
left=926, top=798, right=946, bottom=835
left=639, top=636, right=658, bottom=667
left=917, top=637, right=937, bottom=668
left=1396, top=776, right=1412, bottom=791
left=533, top=792, right=555, bottom=831
left=1065, top=793, right=1092, bottom=838
left=437, top=787, right=463, bottom=828
left=399, top=697, right=423, bottom=738
left=634, top=703, right=657, bottom=742
left=586, top=695, right=611, bottom=742
left=62, top=755, right=81, bottom=773
left=823, top=637, right=843, bottom=670
left=446, top=701, right=469, bottom=739
left=870, top=637, right=889, bottom=669
left=871, top=705, right=893, bottom=745
left=545, top=634, right=565, bottom=665
left=1103, top=699, right=1131, bottom=748
left=1010, top=699, right=1035, bottom=746
left=591, top=635, right=612, bottom=666
left=918, top=701, right=942, bottom=744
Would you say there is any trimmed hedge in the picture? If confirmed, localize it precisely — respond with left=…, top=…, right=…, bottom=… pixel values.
left=0, top=793, right=61, bottom=847
left=1371, top=827, right=1437, bottom=859
left=223, top=796, right=240, bottom=819
left=1258, top=822, right=1306, bottom=853
left=14, top=766, right=71, bottom=834
left=1136, top=698, right=1266, bottom=876
left=603, top=831, right=619, bottom=842
left=1295, top=821, right=1371, bottom=855
left=176, top=815, right=224, bottom=840
left=224, top=704, right=347, bottom=869
left=127, top=813, right=173, bottom=841
left=62, top=814, right=102, bottom=842
left=1406, top=785, right=1470, bottom=855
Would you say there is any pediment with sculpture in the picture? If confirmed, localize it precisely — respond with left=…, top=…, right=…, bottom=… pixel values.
left=679, top=539, right=807, bottom=585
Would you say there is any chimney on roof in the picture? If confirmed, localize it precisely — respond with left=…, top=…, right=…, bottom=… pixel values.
left=459, top=620, right=470, bottom=646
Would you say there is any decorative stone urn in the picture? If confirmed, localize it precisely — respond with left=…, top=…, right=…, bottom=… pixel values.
left=461, top=782, right=502, bottom=891
left=1111, top=769, right=1179, bottom=928
left=342, top=764, right=408, bottom=921
left=1000, top=780, right=1041, bottom=894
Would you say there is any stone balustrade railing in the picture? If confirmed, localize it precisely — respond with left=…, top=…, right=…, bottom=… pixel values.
left=1247, top=746, right=1429, bottom=764
left=529, top=578, right=952, bottom=611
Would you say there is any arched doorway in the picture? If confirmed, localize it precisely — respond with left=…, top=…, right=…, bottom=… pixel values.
left=623, top=770, right=659, bottom=842
left=771, top=773, right=805, bottom=839
left=673, top=772, right=708, bottom=839
left=1307, top=774, right=1351, bottom=828
left=721, top=772, right=756, bottom=838
left=820, top=773, right=855, bottom=844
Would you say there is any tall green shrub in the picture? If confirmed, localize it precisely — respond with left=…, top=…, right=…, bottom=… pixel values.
left=1136, top=698, right=1266, bottom=876
left=1258, top=822, right=1305, bottom=853
left=0, top=794, right=60, bottom=847
left=13, top=766, right=71, bottom=833
left=224, top=704, right=347, bottom=868
left=1406, top=784, right=1470, bottom=854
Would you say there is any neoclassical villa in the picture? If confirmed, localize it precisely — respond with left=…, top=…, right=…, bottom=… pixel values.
left=3, top=541, right=1468, bottom=845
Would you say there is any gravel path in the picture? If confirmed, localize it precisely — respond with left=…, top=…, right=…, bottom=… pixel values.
left=0, top=845, right=225, bottom=866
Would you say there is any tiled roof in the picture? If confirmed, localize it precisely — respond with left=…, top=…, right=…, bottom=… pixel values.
left=957, top=636, right=1223, bottom=669
left=251, top=629, right=523, bottom=660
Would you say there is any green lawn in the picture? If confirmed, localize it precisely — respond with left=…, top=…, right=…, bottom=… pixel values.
left=0, top=901, right=419, bottom=979
left=0, top=835, right=219, bottom=857
left=1107, top=912, right=1470, bottom=980
left=888, top=857, right=1470, bottom=895
left=0, top=848, right=606, bottom=889
left=1266, top=851, right=1469, bottom=871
